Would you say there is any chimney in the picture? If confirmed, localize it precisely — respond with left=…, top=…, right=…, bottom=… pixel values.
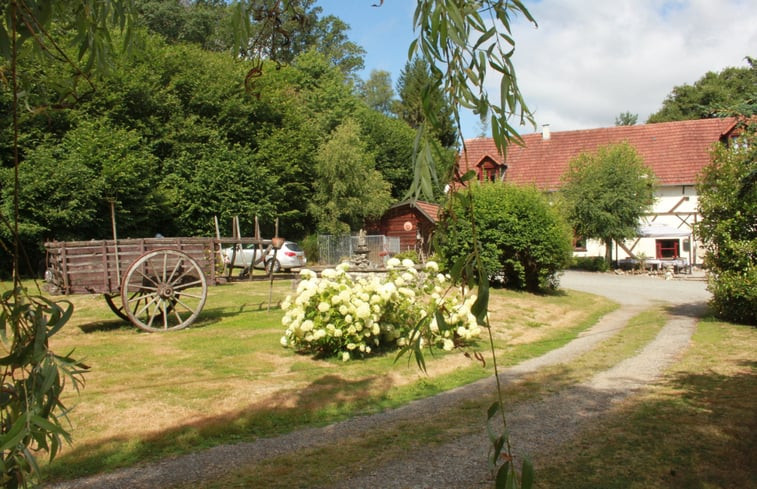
left=542, top=124, right=551, bottom=140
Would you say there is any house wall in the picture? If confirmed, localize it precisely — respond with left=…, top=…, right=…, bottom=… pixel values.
left=574, top=184, right=705, bottom=266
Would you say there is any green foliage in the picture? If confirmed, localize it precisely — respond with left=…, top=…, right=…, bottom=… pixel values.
left=0, top=289, right=87, bottom=488
left=300, top=234, right=319, bottom=263
left=308, top=118, right=392, bottom=235
left=1, top=28, right=413, bottom=252
left=696, top=121, right=757, bottom=325
left=407, top=3, right=537, bottom=484
left=394, top=57, right=457, bottom=148
left=561, top=142, right=657, bottom=262
left=353, top=106, right=416, bottom=199
left=359, top=69, right=395, bottom=115
left=614, top=111, right=637, bottom=126
left=569, top=256, right=610, bottom=272
left=135, top=0, right=228, bottom=50
left=437, top=183, right=573, bottom=292
left=0, top=118, right=166, bottom=244
left=228, top=0, right=365, bottom=79
left=647, top=57, right=757, bottom=123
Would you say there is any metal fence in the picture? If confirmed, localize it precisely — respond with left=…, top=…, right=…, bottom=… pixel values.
left=317, top=235, right=400, bottom=266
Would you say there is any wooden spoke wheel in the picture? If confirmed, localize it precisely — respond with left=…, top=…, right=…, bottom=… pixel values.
left=120, top=249, right=207, bottom=332
left=105, top=290, right=154, bottom=323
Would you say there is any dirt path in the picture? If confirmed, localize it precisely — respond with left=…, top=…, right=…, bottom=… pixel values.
left=46, top=271, right=710, bottom=489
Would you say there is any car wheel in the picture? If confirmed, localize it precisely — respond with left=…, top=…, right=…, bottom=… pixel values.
left=266, top=259, right=281, bottom=273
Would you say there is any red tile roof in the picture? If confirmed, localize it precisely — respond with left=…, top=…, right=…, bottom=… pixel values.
left=458, top=118, right=739, bottom=191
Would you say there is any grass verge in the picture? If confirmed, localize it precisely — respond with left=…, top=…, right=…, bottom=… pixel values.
left=535, top=316, right=757, bottom=489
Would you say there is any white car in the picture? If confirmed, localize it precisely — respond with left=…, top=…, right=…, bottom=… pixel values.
left=222, top=241, right=306, bottom=274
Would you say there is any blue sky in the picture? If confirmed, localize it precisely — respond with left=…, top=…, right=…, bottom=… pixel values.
left=315, top=0, right=757, bottom=139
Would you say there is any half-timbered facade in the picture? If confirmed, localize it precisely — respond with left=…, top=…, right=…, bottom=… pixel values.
left=456, top=118, right=741, bottom=266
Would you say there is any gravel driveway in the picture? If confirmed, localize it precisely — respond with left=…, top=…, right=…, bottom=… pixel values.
left=47, top=271, right=710, bottom=489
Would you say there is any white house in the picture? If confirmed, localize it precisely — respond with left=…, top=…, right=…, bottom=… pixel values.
left=457, top=117, right=741, bottom=268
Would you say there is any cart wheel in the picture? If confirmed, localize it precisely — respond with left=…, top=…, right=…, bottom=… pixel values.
left=121, top=249, right=207, bottom=332
left=104, top=291, right=152, bottom=323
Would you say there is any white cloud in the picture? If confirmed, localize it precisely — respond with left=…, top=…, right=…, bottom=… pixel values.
left=479, top=0, right=757, bottom=135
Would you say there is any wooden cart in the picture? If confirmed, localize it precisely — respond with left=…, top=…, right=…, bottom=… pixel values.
left=44, top=236, right=276, bottom=332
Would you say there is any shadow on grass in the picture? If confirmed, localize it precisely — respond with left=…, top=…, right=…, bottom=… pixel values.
left=535, top=367, right=757, bottom=489
left=43, top=372, right=396, bottom=482
left=76, top=301, right=283, bottom=334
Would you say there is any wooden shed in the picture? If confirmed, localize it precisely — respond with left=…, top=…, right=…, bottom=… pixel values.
left=368, top=200, right=440, bottom=255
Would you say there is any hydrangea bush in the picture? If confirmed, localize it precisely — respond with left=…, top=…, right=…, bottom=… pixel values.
left=280, top=258, right=481, bottom=361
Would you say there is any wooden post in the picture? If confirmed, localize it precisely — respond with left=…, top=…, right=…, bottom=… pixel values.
left=109, top=198, right=121, bottom=286
left=268, top=217, right=280, bottom=311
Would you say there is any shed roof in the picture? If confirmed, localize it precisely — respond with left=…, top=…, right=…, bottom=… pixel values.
left=388, top=200, right=441, bottom=223
left=459, top=118, right=739, bottom=191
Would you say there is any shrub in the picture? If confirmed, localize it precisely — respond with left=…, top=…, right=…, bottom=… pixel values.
left=707, top=267, right=757, bottom=325
left=280, top=259, right=481, bottom=360
left=300, top=234, right=320, bottom=264
left=696, top=122, right=756, bottom=325
left=392, top=250, right=420, bottom=262
left=570, top=256, right=609, bottom=272
left=436, top=183, right=573, bottom=292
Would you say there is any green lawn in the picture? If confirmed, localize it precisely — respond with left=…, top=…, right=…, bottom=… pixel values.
left=33, top=278, right=613, bottom=483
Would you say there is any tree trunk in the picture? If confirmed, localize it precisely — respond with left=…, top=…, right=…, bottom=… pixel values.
left=604, top=238, right=613, bottom=266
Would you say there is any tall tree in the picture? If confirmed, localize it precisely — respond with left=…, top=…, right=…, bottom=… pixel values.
left=135, top=0, right=228, bottom=50
left=615, top=111, right=638, bottom=126
left=359, top=69, right=395, bottom=115
left=230, top=0, right=365, bottom=79
left=308, top=118, right=392, bottom=235
left=647, top=57, right=757, bottom=123
left=561, top=142, right=657, bottom=264
left=695, top=119, right=757, bottom=325
left=393, top=56, right=457, bottom=148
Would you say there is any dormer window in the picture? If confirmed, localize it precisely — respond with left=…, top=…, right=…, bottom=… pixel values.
left=478, top=158, right=506, bottom=182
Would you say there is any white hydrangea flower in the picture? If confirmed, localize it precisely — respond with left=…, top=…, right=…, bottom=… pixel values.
left=322, top=268, right=337, bottom=279
left=280, top=336, right=288, bottom=347
left=425, top=261, right=439, bottom=272
left=341, top=351, right=350, bottom=362
left=356, top=302, right=371, bottom=319
left=334, top=328, right=343, bottom=337
left=398, top=287, right=415, bottom=298
left=401, top=258, right=415, bottom=268
left=442, top=338, right=454, bottom=351
left=386, top=257, right=400, bottom=269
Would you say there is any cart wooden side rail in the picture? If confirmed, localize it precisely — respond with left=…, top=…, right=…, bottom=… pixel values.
left=44, top=237, right=280, bottom=333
